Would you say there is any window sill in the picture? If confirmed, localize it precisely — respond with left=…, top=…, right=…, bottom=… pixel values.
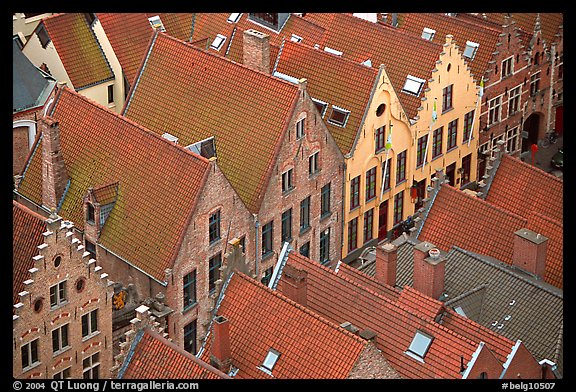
left=441, top=107, right=454, bottom=115
left=52, top=346, right=72, bottom=358
left=405, top=350, right=426, bottom=363
left=446, top=146, right=458, bottom=154
left=431, top=154, right=443, bottom=162
left=209, top=238, right=222, bottom=248
left=299, top=226, right=311, bottom=235
left=261, top=251, right=275, bottom=261
left=309, top=170, right=321, bottom=180
left=365, top=195, right=376, bottom=204
left=22, top=361, right=42, bottom=373
left=108, top=103, right=116, bottom=110
left=281, top=237, right=293, bottom=244
left=375, top=148, right=385, bottom=155
left=282, top=187, right=295, bottom=197
left=81, top=330, right=101, bottom=343
left=182, top=302, right=198, bottom=315
left=462, top=137, right=474, bottom=145
left=320, top=212, right=332, bottom=222
left=396, top=179, right=407, bottom=187
left=349, top=205, right=360, bottom=214
left=50, top=301, right=69, bottom=312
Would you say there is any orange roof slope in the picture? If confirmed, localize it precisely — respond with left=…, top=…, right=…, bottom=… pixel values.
left=335, top=260, right=400, bottom=302
left=120, top=328, right=227, bottom=379
left=202, top=272, right=367, bottom=379
left=398, top=13, right=501, bottom=81
left=302, top=13, right=443, bottom=121
left=41, top=13, right=114, bottom=89
left=419, top=184, right=528, bottom=263
left=526, top=212, right=563, bottom=288
left=17, top=87, right=210, bottom=282
left=486, top=154, right=563, bottom=223
left=274, top=40, right=379, bottom=154
left=13, top=201, right=48, bottom=306
left=279, top=251, right=515, bottom=378
left=123, top=33, right=299, bottom=213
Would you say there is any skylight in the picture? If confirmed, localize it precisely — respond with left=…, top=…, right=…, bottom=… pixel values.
left=148, top=15, right=166, bottom=32
left=290, top=34, right=303, bottom=43
left=162, top=132, right=178, bottom=144
left=324, top=46, right=343, bottom=56
left=463, top=40, right=480, bottom=59
left=402, top=75, right=426, bottom=96
left=406, top=330, right=433, bottom=362
left=328, top=106, right=350, bottom=127
left=454, top=306, right=467, bottom=317
left=210, top=34, right=227, bottom=50
left=227, top=13, right=241, bottom=23
left=422, top=27, right=436, bottom=41
left=262, top=349, right=280, bottom=371
left=312, top=98, right=328, bottom=118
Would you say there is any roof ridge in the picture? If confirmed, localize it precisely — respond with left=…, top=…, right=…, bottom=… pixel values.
left=529, top=209, right=563, bottom=227
left=233, top=271, right=367, bottom=346
left=12, top=200, right=48, bottom=223
left=337, top=259, right=401, bottom=294
left=500, top=154, right=563, bottom=184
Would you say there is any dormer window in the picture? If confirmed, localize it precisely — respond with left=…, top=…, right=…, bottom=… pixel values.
left=421, top=27, right=436, bottom=41
left=328, top=106, right=350, bottom=127
left=227, top=13, right=241, bottom=23
left=402, top=75, right=426, bottom=96
left=210, top=34, right=227, bottom=50
left=86, top=203, right=95, bottom=224
left=463, top=41, right=479, bottom=60
left=406, top=330, right=434, bottom=362
left=262, top=348, right=280, bottom=372
left=148, top=15, right=166, bottom=32
left=312, top=98, right=328, bottom=118
left=290, top=34, right=303, bottom=43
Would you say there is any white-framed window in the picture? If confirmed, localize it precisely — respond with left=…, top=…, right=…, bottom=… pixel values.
left=502, top=56, right=514, bottom=78
left=421, top=27, right=436, bottom=41
left=52, top=323, right=69, bottom=353
left=506, top=126, right=520, bottom=153
left=227, top=13, right=241, bottom=23
left=21, top=339, right=40, bottom=370
left=82, top=309, right=99, bottom=338
left=312, top=98, right=328, bottom=118
left=508, top=86, right=521, bottom=116
left=402, top=75, right=426, bottom=96
left=282, top=169, right=293, bottom=193
left=296, top=117, right=305, bottom=139
left=210, top=34, right=227, bottom=50
left=463, top=41, right=479, bottom=60
left=328, top=106, right=350, bottom=127
left=488, top=96, right=502, bottom=126
left=50, top=281, right=67, bottom=308
left=309, top=151, right=320, bottom=175
left=147, top=15, right=166, bottom=32
left=53, top=367, right=71, bottom=379
left=290, top=34, right=303, bottom=43
left=82, top=352, right=100, bottom=379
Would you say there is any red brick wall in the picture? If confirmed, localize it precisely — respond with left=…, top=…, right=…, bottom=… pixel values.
left=412, top=243, right=445, bottom=299
left=348, top=341, right=400, bottom=379
left=13, top=126, right=30, bottom=175
left=465, top=343, right=505, bottom=379
left=504, top=342, right=545, bottom=379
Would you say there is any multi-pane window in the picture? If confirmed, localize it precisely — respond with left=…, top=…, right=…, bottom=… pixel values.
left=502, top=57, right=513, bottom=78
left=183, top=270, right=197, bottom=310
left=508, top=86, right=521, bottom=116
left=461, top=154, right=472, bottom=185
left=38, top=25, right=51, bottom=48
left=208, top=210, right=221, bottom=244
left=507, top=127, right=520, bottom=153
left=300, top=196, right=311, bottom=231
left=350, top=176, right=360, bottom=210
left=281, top=208, right=292, bottom=242
left=348, top=217, right=358, bottom=252
left=299, top=242, right=310, bottom=258
left=365, top=167, right=377, bottom=201
left=447, top=119, right=458, bottom=150
left=296, top=118, right=305, bottom=139
left=312, top=99, right=328, bottom=118
left=309, top=152, right=320, bottom=175
left=107, top=85, right=114, bottom=104
left=463, top=110, right=475, bottom=142
left=21, top=339, right=39, bottom=370
left=50, top=281, right=67, bottom=308
left=442, top=84, right=453, bottom=112
left=488, top=96, right=502, bottom=126
left=319, top=228, right=330, bottom=265
left=184, top=320, right=197, bottom=355
left=281, top=169, right=293, bottom=193
left=261, top=267, right=274, bottom=286
left=81, top=309, right=98, bottom=338
left=320, top=183, right=331, bottom=218
left=417, top=135, right=428, bottom=167
left=382, top=158, right=391, bottom=192
left=52, top=324, right=69, bottom=353
left=83, top=352, right=100, bottom=379
left=53, top=367, right=71, bottom=379
left=432, top=127, right=443, bottom=158
left=375, top=125, right=386, bottom=153
left=530, top=72, right=541, bottom=96
left=328, top=106, right=350, bottom=126
left=208, top=253, right=222, bottom=293
left=86, top=240, right=96, bottom=260
left=262, top=221, right=273, bottom=256
left=396, top=151, right=407, bottom=183
left=393, top=191, right=404, bottom=225
left=364, top=209, right=374, bottom=243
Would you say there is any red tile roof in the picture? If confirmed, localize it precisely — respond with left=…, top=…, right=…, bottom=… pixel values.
left=13, top=201, right=48, bottom=306
left=274, top=40, right=379, bottom=154
left=486, top=154, right=563, bottom=224
left=201, top=272, right=368, bottom=379
left=335, top=260, right=400, bottom=302
left=526, top=212, right=563, bottom=288
left=279, top=251, right=516, bottom=379
left=17, top=87, right=211, bottom=282
left=91, top=182, right=118, bottom=205
left=123, top=32, right=300, bottom=213
left=121, top=328, right=228, bottom=379
left=40, top=13, right=114, bottom=89
left=302, top=13, right=443, bottom=121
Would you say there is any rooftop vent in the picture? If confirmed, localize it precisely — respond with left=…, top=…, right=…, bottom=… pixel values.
left=148, top=15, right=166, bottom=32
left=161, top=132, right=178, bottom=144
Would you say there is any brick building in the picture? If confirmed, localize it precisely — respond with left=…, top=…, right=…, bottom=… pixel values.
left=122, top=31, right=344, bottom=278
left=13, top=201, right=114, bottom=379
left=14, top=86, right=255, bottom=359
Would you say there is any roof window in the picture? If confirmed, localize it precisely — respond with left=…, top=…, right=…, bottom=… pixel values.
left=324, top=46, right=343, bottom=56
left=262, top=348, right=281, bottom=372
left=210, top=34, right=227, bottom=50
left=290, top=34, right=303, bottom=43
left=185, top=136, right=217, bottom=159
left=312, top=98, right=328, bottom=118
left=406, top=330, right=433, bottom=362
left=402, top=75, right=426, bottom=96
left=162, top=132, right=178, bottom=144
left=454, top=306, right=467, bottom=317
left=463, top=41, right=479, bottom=60
left=227, top=13, right=241, bottom=23
left=148, top=15, right=166, bottom=32
left=421, top=27, right=436, bottom=41
left=328, top=106, right=350, bottom=127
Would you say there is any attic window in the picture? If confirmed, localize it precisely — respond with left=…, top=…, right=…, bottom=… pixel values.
left=148, top=15, right=166, bottom=32
left=406, top=330, right=433, bottom=362
left=402, top=75, right=426, bottom=96
left=210, top=34, right=227, bottom=50
left=86, top=203, right=95, bottom=224
left=463, top=41, right=479, bottom=60
left=37, top=25, right=50, bottom=48
left=227, top=13, right=241, bottom=23
left=186, top=137, right=217, bottom=159
left=262, top=349, right=281, bottom=372
left=84, top=13, right=97, bottom=26
left=324, top=46, right=343, bottom=56
left=312, top=98, right=328, bottom=118
left=454, top=306, right=467, bottom=317
left=162, top=132, right=179, bottom=144
left=290, top=34, right=303, bottom=43
left=328, top=106, right=350, bottom=127
left=421, top=27, right=436, bottom=41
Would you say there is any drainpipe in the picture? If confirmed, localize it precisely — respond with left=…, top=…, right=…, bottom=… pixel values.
left=547, top=42, right=556, bottom=133
left=340, top=161, right=347, bottom=259
left=254, top=214, right=260, bottom=278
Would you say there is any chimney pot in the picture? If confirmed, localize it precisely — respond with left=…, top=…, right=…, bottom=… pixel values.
left=512, top=229, right=548, bottom=277
left=282, top=263, right=307, bottom=306
left=243, top=29, right=270, bottom=74
left=413, top=242, right=446, bottom=299
left=375, top=243, right=397, bottom=287
left=211, top=315, right=232, bottom=373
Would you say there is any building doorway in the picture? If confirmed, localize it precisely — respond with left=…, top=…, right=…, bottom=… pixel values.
left=521, top=112, right=541, bottom=152
left=555, top=105, right=563, bottom=134
left=446, top=162, right=456, bottom=186
left=378, top=200, right=388, bottom=241
left=414, top=179, right=426, bottom=211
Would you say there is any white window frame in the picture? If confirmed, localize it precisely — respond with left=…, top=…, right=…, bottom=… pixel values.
left=506, top=126, right=520, bottom=153
left=421, top=27, right=436, bottom=41
left=262, top=349, right=280, bottom=371
left=52, top=323, right=70, bottom=354
left=290, top=34, right=303, bottom=43
left=488, top=96, right=502, bottom=126
left=508, top=85, right=521, bottom=116
left=82, top=352, right=100, bottom=379
left=501, top=56, right=514, bottom=79
left=21, top=339, right=40, bottom=370
left=210, top=34, right=227, bottom=50
left=402, top=75, right=426, bottom=96
left=50, top=280, right=67, bottom=308
left=312, top=98, right=328, bottom=118
left=463, top=41, right=479, bottom=60
left=328, top=105, right=350, bottom=127
left=227, top=13, right=241, bottom=23
left=296, top=117, right=305, bottom=139
left=309, top=151, right=320, bottom=175
left=406, top=331, right=433, bottom=362
left=282, top=169, right=293, bottom=193
left=82, top=309, right=99, bottom=339
left=147, top=15, right=166, bottom=32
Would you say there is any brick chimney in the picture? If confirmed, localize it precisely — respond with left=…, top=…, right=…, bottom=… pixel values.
left=243, top=29, right=270, bottom=74
left=211, top=315, right=232, bottom=373
left=375, top=243, right=397, bottom=287
left=412, top=241, right=446, bottom=300
left=281, top=263, right=307, bottom=306
left=41, top=116, right=69, bottom=211
left=512, top=229, right=548, bottom=278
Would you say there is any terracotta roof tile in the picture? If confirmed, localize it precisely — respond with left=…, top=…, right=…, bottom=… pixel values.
left=41, top=13, right=114, bottom=89
left=121, top=328, right=227, bottom=379
left=202, top=272, right=367, bottom=379
left=335, top=260, right=400, bottom=302
left=274, top=40, right=378, bottom=154
left=526, top=212, right=563, bottom=288
left=124, top=33, right=300, bottom=213
left=92, top=182, right=118, bottom=205
left=13, top=201, right=47, bottom=306
left=17, top=87, right=211, bottom=282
